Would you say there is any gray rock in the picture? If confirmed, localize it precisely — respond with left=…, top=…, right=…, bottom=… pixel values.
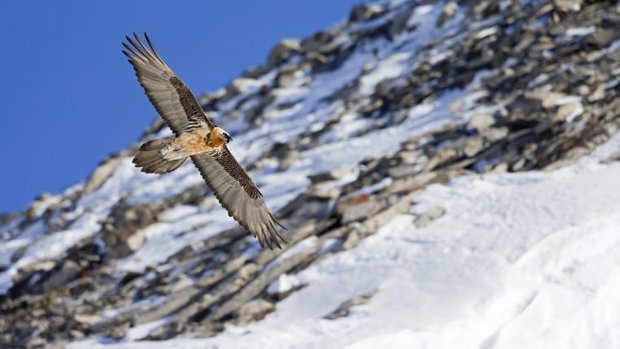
left=414, top=207, right=446, bottom=228
left=308, top=167, right=357, bottom=184
left=26, top=193, right=54, bottom=220
left=341, top=200, right=381, bottom=224
left=74, top=313, right=101, bottom=326
left=324, top=290, right=376, bottom=320
left=389, top=7, right=414, bottom=38
left=600, top=152, right=620, bottom=164
left=482, top=127, right=509, bottom=142
left=437, top=2, right=458, bottom=27
left=42, top=260, right=80, bottom=292
left=83, top=156, right=122, bottom=194
left=588, top=85, right=605, bottom=102
left=524, top=89, right=567, bottom=110
left=464, top=137, right=485, bottom=157
left=342, top=229, right=361, bottom=250
left=556, top=101, right=583, bottom=121
left=236, top=299, right=275, bottom=323
left=337, top=194, right=382, bottom=224
left=587, top=29, right=616, bottom=49
left=268, top=39, right=301, bottom=66
left=101, top=203, right=158, bottom=258
left=553, top=0, right=583, bottom=12
left=468, top=114, right=495, bottom=132
left=349, top=4, right=384, bottom=23
left=387, top=165, right=417, bottom=179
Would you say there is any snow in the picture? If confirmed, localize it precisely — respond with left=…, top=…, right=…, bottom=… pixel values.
left=608, top=39, right=620, bottom=52
left=0, top=219, right=100, bottom=294
left=264, top=236, right=320, bottom=274
left=70, top=126, right=620, bottom=349
left=116, top=208, right=236, bottom=273
left=359, top=52, right=410, bottom=95
left=13, top=228, right=96, bottom=270
left=565, top=27, right=596, bottom=37
left=296, top=90, right=465, bottom=175
left=346, top=177, right=393, bottom=198
left=267, top=273, right=304, bottom=296
left=124, top=318, right=171, bottom=342
left=551, top=95, right=582, bottom=106
left=476, top=26, right=498, bottom=39
left=0, top=220, right=46, bottom=268
left=158, top=205, right=202, bottom=222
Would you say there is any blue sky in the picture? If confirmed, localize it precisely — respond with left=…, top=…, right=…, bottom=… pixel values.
left=0, top=0, right=361, bottom=213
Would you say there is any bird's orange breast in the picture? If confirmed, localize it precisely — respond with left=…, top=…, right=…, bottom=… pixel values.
left=175, top=129, right=224, bottom=156
left=206, top=135, right=226, bottom=148
left=171, top=131, right=207, bottom=155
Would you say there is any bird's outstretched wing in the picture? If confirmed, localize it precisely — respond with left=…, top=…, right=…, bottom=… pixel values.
left=124, top=33, right=285, bottom=248
left=192, top=148, right=286, bottom=249
left=122, top=32, right=214, bottom=135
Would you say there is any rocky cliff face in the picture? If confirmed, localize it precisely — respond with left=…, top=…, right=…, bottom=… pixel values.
left=1, top=0, right=619, bottom=347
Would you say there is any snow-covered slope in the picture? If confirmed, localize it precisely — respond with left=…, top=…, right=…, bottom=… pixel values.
left=1, top=0, right=619, bottom=348
left=72, top=125, right=620, bottom=349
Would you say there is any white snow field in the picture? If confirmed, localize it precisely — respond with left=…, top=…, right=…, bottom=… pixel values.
left=69, top=122, right=620, bottom=349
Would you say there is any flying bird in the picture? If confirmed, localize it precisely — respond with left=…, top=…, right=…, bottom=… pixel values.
left=122, top=33, right=285, bottom=249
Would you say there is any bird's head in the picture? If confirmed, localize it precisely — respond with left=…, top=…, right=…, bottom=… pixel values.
left=210, top=127, right=233, bottom=146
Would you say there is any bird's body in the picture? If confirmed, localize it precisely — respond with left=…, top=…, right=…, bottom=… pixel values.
left=161, top=130, right=212, bottom=161
left=160, top=126, right=228, bottom=161
left=123, top=33, right=285, bottom=249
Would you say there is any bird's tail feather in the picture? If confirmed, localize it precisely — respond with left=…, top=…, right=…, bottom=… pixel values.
left=133, top=137, right=186, bottom=174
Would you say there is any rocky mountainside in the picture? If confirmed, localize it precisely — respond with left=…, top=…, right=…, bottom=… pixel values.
left=1, top=0, right=619, bottom=347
